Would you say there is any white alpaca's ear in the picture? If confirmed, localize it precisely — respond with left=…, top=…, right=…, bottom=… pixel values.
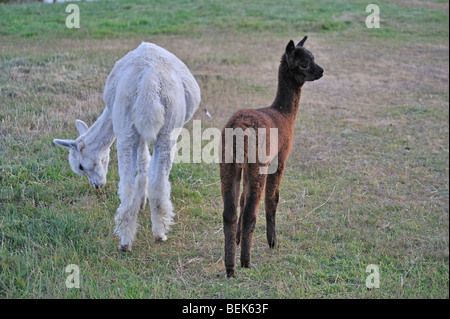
left=53, top=139, right=78, bottom=151
left=76, top=119, right=89, bottom=135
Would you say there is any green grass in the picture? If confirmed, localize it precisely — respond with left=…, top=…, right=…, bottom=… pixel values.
left=0, top=0, right=448, bottom=298
left=1, top=0, right=448, bottom=42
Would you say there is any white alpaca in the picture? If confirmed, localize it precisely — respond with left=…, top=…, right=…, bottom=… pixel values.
left=54, top=42, right=201, bottom=251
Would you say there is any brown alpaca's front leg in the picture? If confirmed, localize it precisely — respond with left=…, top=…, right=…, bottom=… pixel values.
left=265, top=187, right=279, bottom=248
left=265, top=162, right=285, bottom=248
left=240, top=167, right=266, bottom=268
left=221, top=164, right=241, bottom=277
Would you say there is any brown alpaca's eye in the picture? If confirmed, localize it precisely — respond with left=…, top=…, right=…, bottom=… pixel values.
left=79, top=164, right=84, bottom=171
left=299, top=62, right=310, bottom=69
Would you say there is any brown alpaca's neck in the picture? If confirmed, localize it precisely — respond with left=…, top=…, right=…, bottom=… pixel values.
left=271, top=55, right=304, bottom=121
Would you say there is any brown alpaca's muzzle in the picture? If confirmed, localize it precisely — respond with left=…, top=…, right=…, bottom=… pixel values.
left=314, top=64, right=324, bottom=80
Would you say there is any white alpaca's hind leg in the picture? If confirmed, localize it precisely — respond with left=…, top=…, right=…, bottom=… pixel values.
left=148, top=137, right=176, bottom=242
left=136, top=138, right=150, bottom=210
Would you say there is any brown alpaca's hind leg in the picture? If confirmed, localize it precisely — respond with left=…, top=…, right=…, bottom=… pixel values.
left=265, top=162, right=285, bottom=248
left=220, top=163, right=242, bottom=277
left=240, top=164, right=267, bottom=268
left=236, top=176, right=248, bottom=246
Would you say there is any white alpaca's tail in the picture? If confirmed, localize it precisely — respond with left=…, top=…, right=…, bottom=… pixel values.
left=132, top=96, right=165, bottom=145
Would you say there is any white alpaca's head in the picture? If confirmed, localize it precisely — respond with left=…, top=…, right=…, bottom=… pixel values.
left=54, top=120, right=110, bottom=189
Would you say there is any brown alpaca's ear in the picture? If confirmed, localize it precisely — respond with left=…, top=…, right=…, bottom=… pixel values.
left=286, top=40, right=295, bottom=55
left=297, top=36, right=308, bottom=47
left=285, top=40, right=295, bottom=67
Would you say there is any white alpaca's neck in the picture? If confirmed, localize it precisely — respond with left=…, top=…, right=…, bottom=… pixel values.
left=83, top=107, right=115, bottom=151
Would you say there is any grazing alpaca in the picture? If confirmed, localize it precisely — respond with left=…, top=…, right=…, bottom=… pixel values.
left=54, top=42, right=200, bottom=251
left=220, top=36, right=323, bottom=277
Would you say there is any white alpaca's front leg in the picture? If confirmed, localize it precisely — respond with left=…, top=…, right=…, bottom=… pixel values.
left=148, top=138, right=176, bottom=242
left=114, top=135, right=140, bottom=252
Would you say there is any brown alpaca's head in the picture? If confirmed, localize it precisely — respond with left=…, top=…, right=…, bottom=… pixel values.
left=285, top=36, right=324, bottom=83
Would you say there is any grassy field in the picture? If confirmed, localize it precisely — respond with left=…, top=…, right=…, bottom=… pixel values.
left=0, top=0, right=448, bottom=298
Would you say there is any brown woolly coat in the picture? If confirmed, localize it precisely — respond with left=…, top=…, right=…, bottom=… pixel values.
left=219, top=39, right=323, bottom=277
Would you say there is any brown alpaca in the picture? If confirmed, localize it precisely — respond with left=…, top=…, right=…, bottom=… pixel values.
left=220, top=36, right=324, bottom=277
